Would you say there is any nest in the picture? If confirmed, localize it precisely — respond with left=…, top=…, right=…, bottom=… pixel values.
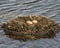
left=2, top=15, right=60, bottom=41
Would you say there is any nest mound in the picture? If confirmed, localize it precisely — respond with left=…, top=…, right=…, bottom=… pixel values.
left=2, top=15, right=60, bottom=41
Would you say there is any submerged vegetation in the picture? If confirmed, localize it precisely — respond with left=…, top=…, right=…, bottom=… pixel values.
left=2, top=15, right=60, bottom=41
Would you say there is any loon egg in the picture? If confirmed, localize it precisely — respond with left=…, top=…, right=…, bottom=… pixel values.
left=32, top=20, right=38, bottom=24
left=26, top=20, right=33, bottom=25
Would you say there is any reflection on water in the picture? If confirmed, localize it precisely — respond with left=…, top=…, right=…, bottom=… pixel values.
left=0, top=0, right=60, bottom=48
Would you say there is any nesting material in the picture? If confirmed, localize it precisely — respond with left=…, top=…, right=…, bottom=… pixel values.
left=2, top=15, right=60, bottom=41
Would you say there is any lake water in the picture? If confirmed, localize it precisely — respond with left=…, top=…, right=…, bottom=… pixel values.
left=0, top=0, right=60, bottom=48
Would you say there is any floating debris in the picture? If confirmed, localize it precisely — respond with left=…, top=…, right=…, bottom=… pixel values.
left=1, top=15, right=60, bottom=41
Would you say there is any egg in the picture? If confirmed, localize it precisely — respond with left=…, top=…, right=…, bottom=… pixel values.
left=26, top=20, right=33, bottom=25
left=32, top=20, right=38, bottom=24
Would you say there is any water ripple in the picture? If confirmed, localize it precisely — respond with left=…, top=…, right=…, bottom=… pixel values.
left=0, top=0, right=60, bottom=48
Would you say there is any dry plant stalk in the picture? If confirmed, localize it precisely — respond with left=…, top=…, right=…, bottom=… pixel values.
left=2, top=15, right=60, bottom=41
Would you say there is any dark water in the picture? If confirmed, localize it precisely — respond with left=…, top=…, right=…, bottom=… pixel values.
left=0, top=0, right=60, bottom=48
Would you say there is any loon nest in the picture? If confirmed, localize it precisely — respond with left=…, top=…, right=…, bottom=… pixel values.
left=2, top=15, right=60, bottom=41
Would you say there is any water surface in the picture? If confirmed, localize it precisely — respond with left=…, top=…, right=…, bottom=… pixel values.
left=0, top=0, right=60, bottom=48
